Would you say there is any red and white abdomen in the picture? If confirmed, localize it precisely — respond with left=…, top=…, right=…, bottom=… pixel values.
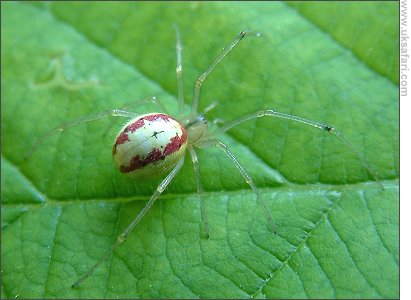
left=112, top=113, right=187, bottom=178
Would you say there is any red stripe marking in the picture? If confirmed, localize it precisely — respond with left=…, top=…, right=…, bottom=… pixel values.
left=143, top=114, right=171, bottom=123
left=120, top=149, right=163, bottom=173
left=125, top=118, right=145, bottom=133
left=112, top=132, right=129, bottom=155
left=163, top=128, right=187, bottom=156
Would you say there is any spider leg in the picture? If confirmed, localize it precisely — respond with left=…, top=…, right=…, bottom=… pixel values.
left=26, top=109, right=139, bottom=159
left=197, top=139, right=277, bottom=234
left=210, top=109, right=383, bottom=189
left=191, top=30, right=259, bottom=114
left=173, top=25, right=185, bottom=117
left=203, top=100, right=219, bottom=114
left=112, top=96, right=167, bottom=115
left=212, top=118, right=226, bottom=126
left=188, top=147, right=210, bottom=238
left=72, top=156, right=185, bottom=288
left=202, top=101, right=225, bottom=125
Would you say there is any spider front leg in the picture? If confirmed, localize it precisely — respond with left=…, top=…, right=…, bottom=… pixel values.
left=26, top=109, right=139, bottom=159
left=191, top=30, right=259, bottom=114
left=174, top=25, right=185, bottom=117
left=211, top=109, right=383, bottom=189
left=72, top=156, right=185, bottom=288
left=197, top=139, right=277, bottom=234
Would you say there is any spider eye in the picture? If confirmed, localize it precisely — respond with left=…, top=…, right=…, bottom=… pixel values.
left=198, top=114, right=207, bottom=124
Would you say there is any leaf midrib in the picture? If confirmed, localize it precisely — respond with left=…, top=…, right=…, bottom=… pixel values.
left=1, top=180, right=396, bottom=208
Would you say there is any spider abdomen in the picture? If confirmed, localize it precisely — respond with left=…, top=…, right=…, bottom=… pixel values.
left=113, top=113, right=187, bottom=178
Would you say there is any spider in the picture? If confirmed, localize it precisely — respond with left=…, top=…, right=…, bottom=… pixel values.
left=28, top=26, right=381, bottom=288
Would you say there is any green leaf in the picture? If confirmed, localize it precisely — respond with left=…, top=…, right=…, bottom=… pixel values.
left=2, top=2, right=398, bottom=298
